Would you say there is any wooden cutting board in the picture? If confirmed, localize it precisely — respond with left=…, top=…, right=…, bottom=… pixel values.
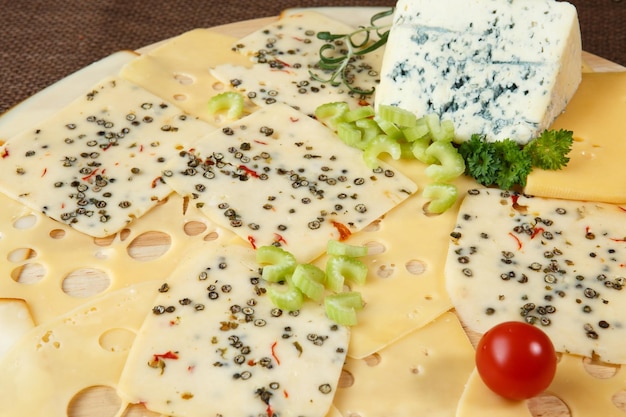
left=15, top=10, right=626, bottom=417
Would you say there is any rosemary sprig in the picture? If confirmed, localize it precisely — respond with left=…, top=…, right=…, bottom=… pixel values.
left=309, top=8, right=394, bottom=95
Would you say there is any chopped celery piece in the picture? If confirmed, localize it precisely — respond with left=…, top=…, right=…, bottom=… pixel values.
left=378, top=104, right=417, bottom=127
left=326, top=255, right=368, bottom=292
left=422, top=183, right=458, bottom=214
left=256, top=246, right=297, bottom=283
left=291, top=264, right=326, bottom=302
left=355, top=118, right=383, bottom=144
left=373, top=115, right=404, bottom=141
left=324, top=291, right=364, bottom=326
left=362, top=134, right=402, bottom=169
left=315, top=102, right=350, bottom=130
left=337, top=122, right=367, bottom=149
left=402, top=122, right=430, bottom=143
left=327, top=240, right=368, bottom=257
left=267, top=279, right=304, bottom=311
left=207, top=92, right=244, bottom=120
left=410, top=136, right=437, bottom=164
left=425, top=114, right=455, bottom=142
left=424, top=141, right=466, bottom=182
left=344, top=105, right=375, bottom=123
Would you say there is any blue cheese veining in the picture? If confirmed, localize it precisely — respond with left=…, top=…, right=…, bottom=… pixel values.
left=376, top=0, right=582, bottom=144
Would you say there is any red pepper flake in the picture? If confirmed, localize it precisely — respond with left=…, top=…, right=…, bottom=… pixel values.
left=619, top=206, right=626, bottom=213
left=508, top=232, right=522, bottom=250
left=289, top=116, right=300, bottom=123
left=610, top=237, right=626, bottom=243
left=530, top=227, right=544, bottom=240
left=153, top=351, right=179, bottom=361
left=266, top=404, right=274, bottom=417
left=331, top=221, right=352, bottom=241
left=248, top=235, right=257, bottom=249
left=41, top=168, right=47, bottom=177
left=239, top=165, right=260, bottom=178
left=82, top=168, right=100, bottom=182
left=274, top=58, right=291, bottom=68
left=187, top=365, right=195, bottom=373
left=271, top=341, right=281, bottom=365
left=248, top=359, right=257, bottom=366
left=102, top=143, right=113, bottom=151
left=358, top=99, right=371, bottom=107
left=274, top=233, right=287, bottom=245
left=139, top=144, right=144, bottom=152
left=511, top=194, right=520, bottom=205
left=283, top=390, right=289, bottom=398
left=151, top=176, right=162, bottom=188
left=1, top=148, right=9, bottom=158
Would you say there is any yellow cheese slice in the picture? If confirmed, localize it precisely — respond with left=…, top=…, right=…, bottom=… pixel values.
left=0, top=281, right=158, bottom=417
left=525, top=72, right=626, bottom=203
left=0, top=298, right=34, bottom=359
left=333, top=311, right=475, bottom=416
left=458, top=354, right=626, bottom=417
left=0, top=190, right=234, bottom=325
left=120, top=28, right=254, bottom=125
left=316, top=156, right=476, bottom=359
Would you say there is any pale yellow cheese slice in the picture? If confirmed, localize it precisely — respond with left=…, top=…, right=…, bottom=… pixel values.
left=333, top=311, right=475, bottom=417
left=0, top=76, right=215, bottom=237
left=163, top=102, right=417, bottom=263
left=525, top=72, right=626, bottom=203
left=0, top=281, right=158, bottom=417
left=446, top=188, right=626, bottom=364
left=457, top=354, right=626, bottom=417
left=0, top=298, right=35, bottom=359
left=118, top=243, right=349, bottom=417
left=120, top=29, right=254, bottom=125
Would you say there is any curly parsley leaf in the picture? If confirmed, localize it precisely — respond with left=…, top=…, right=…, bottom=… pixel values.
left=458, top=130, right=572, bottom=190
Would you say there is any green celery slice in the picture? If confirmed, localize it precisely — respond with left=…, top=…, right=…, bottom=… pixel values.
left=378, top=104, right=417, bottom=127
left=314, top=102, right=350, bottom=130
left=325, top=255, right=368, bottom=292
left=337, top=122, right=367, bottom=149
left=424, top=141, right=466, bottom=182
left=362, top=134, right=402, bottom=169
left=344, top=105, right=376, bottom=123
left=422, top=182, right=458, bottom=214
left=267, top=279, right=304, bottom=311
left=291, top=264, right=326, bottom=302
left=206, top=91, right=244, bottom=120
left=324, top=291, right=364, bottom=326
left=256, top=246, right=297, bottom=283
left=327, top=239, right=368, bottom=257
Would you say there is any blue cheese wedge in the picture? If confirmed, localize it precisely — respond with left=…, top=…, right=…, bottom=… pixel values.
left=118, top=243, right=349, bottom=417
left=446, top=188, right=626, bottom=364
left=376, top=0, right=582, bottom=144
left=0, top=76, right=213, bottom=237
left=211, top=10, right=384, bottom=116
left=162, top=103, right=417, bottom=262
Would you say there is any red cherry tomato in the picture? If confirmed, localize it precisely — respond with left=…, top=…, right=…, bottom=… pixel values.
left=475, top=321, right=557, bottom=401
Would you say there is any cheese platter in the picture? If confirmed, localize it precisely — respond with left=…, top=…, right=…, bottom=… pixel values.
left=1, top=4, right=625, bottom=417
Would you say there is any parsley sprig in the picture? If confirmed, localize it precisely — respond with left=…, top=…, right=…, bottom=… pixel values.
left=310, top=8, right=394, bottom=95
left=458, top=129, right=574, bottom=190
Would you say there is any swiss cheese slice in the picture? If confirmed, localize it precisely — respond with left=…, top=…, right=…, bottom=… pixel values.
left=0, top=76, right=214, bottom=237
left=118, top=243, right=349, bottom=417
left=162, top=102, right=417, bottom=263
left=458, top=354, right=626, bottom=417
left=333, top=312, right=475, bottom=417
left=446, top=188, right=626, bottom=363
left=211, top=11, right=384, bottom=116
left=525, top=72, right=626, bottom=203
left=0, top=298, right=34, bottom=359
left=0, top=190, right=233, bottom=325
left=120, top=29, right=254, bottom=126
left=0, top=281, right=158, bottom=417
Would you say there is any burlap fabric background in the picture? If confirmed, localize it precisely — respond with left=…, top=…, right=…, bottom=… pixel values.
left=1, top=0, right=624, bottom=115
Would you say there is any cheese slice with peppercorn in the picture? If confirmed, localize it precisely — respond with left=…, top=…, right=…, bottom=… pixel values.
left=210, top=10, right=385, bottom=116
left=376, top=0, right=581, bottom=144
left=446, top=188, right=626, bottom=364
left=525, top=71, right=626, bottom=203
left=117, top=243, right=349, bottom=417
left=0, top=76, right=214, bottom=238
left=162, top=102, right=417, bottom=263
